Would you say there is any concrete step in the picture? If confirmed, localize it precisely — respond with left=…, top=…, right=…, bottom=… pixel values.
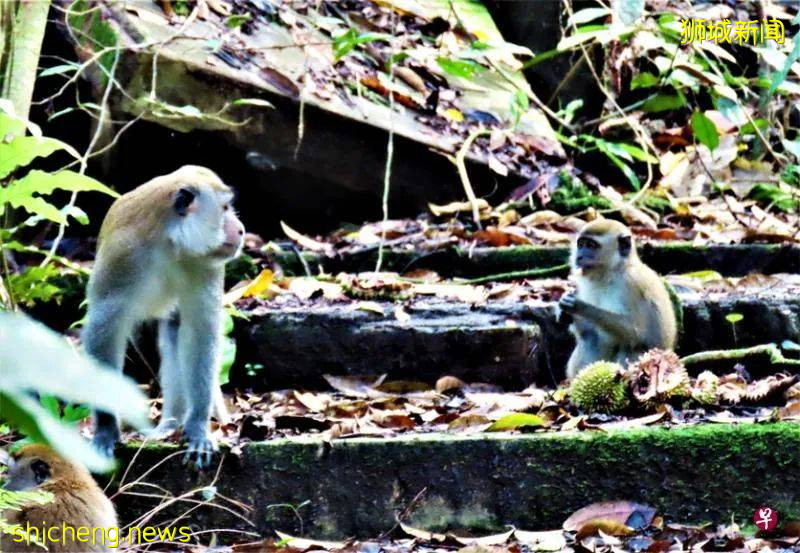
left=266, top=243, right=800, bottom=279
left=112, top=422, right=800, bottom=540
left=232, top=279, right=800, bottom=390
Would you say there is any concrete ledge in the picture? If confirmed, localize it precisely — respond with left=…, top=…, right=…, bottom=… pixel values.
left=271, top=243, right=800, bottom=279
left=234, top=291, right=800, bottom=389
left=113, top=422, right=800, bottom=540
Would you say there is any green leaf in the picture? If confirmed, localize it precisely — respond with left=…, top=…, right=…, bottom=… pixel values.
left=232, top=98, right=274, bottom=109
left=1, top=169, right=117, bottom=205
left=436, top=57, right=486, bottom=79
left=764, top=28, right=800, bottom=103
left=333, top=29, right=390, bottom=60
left=593, top=139, right=641, bottom=189
left=681, top=270, right=723, bottom=280
left=38, top=63, right=80, bottom=78
left=219, top=336, right=236, bottom=387
left=631, top=72, right=659, bottom=90
left=0, top=391, right=115, bottom=472
left=486, top=413, right=546, bottom=431
left=0, top=137, right=78, bottom=180
left=39, top=395, right=61, bottom=418
left=224, top=13, right=251, bottom=28
left=739, top=118, right=767, bottom=136
left=748, top=183, right=799, bottom=212
left=690, top=111, right=719, bottom=151
left=641, top=92, right=686, bottom=113
left=725, top=313, right=743, bottom=324
left=0, top=311, right=149, bottom=434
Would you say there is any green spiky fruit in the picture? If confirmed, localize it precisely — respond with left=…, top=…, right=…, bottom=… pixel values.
left=692, top=370, right=719, bottom=405
left=570, top=361, right=629, bottom=414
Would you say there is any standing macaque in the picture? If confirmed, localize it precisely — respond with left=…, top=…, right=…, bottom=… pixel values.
left=1, top=445, right=118, bottom=552
left=559, top=219, right=677, bottom=379
left=83, top=166, right=244, bottom=467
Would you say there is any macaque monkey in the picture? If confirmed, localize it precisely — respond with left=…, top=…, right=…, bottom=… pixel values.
left=1, top=444, right=118, bottom=552
left=559, top=219, right=676, bottom=379
left=83, top=166, right=244, bottom=467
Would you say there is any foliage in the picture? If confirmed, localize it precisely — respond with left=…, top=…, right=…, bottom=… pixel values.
left=0, top=311, right=149, bottom=472
left=0, top=487, right=53, bottom=541
left=0, top=100, right=117, bottom=309
left=549, top=172, right=612, bottom=214
left=219, top=310, right=237, bottom=387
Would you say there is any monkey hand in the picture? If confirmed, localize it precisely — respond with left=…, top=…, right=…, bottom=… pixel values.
left=183, top=427, right=217, bottom=469
left=558, top=293, right=578, bottom=314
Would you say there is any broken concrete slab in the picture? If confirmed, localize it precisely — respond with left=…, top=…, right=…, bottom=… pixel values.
left=112, top=422, right=800, bottom=541
left=233, top=284, right=800, bottom=390
left=63, top=1, right=566, bottom=228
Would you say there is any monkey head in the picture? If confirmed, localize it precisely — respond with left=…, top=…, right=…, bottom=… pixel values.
left=571, top=219, right=635, bottom=276
left=3, top=444, right=80, bottom=492
left=164, top=165, right=245, bottom=262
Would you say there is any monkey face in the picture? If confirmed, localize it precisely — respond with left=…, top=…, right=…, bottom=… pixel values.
left=572, top=221, right=635, bottom=275
left=166, top=170, right=245, bottom=262
left=3, top=455, right=50, bottom=491
left=574, top=235, right=602, bottom=270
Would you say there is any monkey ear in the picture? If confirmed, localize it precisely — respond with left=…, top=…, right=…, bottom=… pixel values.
left=173, top=187, right=196, bottom=217
left=618, top=235, right=632, bottom=257
left=31, top=459, right=51, bottom=484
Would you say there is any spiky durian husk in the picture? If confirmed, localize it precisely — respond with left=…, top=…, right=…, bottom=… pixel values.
left=627, top=348, right=690, bottom=408
left=570, top=361, right=629, bottom=414
left=691, top=370, right=719, bottom=405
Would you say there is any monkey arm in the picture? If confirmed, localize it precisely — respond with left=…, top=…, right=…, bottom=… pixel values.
left=570, top=298, right=640, bottom=345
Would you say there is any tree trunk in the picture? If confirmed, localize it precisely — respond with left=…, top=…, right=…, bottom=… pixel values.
left=0, top=0, right=51, bottom=130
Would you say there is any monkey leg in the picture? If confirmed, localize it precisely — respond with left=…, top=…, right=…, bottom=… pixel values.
left=178, top=282, right=223, bottom=468
left=83, top=300, right=132, bottom=458
left=150, top=314, right=185, bottom=439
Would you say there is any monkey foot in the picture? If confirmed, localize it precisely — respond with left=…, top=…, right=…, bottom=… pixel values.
left=91, top=428, right=119, bottom=460
left=183, top=434, right=217, bottom=469
left=147, top=420, right=181, bottom=441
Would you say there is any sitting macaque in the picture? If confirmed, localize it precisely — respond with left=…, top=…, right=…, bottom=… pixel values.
left=1, top=444, right=118, bottom=552
left=83, top=166, right=244, bottom=467
left=559, top=219, right=677, bottom=379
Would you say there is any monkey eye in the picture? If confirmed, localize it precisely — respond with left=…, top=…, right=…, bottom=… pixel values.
left=31, top=459, right=50, bottom=484
left=577, top=237, right=599, bottom=250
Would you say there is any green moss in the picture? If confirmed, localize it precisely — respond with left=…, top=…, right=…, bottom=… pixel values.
left=117, top=424, right=800, bottom=539
left=549, top=173, right=613, bottom=214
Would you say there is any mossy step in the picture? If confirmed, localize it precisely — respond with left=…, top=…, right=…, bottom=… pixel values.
left=234, top=290, right=800, bottom=389
left=270, top=243, right=799, bottom=279
left=112, top=422, right=800, bottom=540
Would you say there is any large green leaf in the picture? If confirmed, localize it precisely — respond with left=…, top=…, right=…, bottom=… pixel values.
left=486, top=413, right=546, bottom=431
left=641, top=92, right=686, bottom=113
left=0, top=137, right=78, bottom=180
left=690, top=111, right=720, bottom=151
left=0, top=391, right=114, bottom=472
left=0, top=170, right=118, bottom=222
left=0, top=312, right=149, bottom=430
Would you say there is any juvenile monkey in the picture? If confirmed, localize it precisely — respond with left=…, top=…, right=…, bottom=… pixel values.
left=1, top=444, right=118, bottom=552
left=559, top=219, right=677, bottom=379
left=84, top=166, right=244, bottom=467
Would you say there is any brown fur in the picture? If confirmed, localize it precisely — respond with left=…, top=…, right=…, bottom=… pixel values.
left=1, top=445, right=118, bottom=552
left=562, top=219, right=677, bottom=378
